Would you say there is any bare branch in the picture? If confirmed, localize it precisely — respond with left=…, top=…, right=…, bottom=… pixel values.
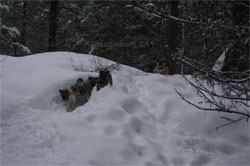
left=216, top=116, right=248, bottom=130
left=65, top=55, right=91, bottom=72
left=175, top=89, right=250, bottom=118
left=182, top=76, right=250, bottom=101
left=173, top=52, right=250, bottom=83
left=90, top=57, right=120, bottom=72
left=65, top=55, right=120, bottom=73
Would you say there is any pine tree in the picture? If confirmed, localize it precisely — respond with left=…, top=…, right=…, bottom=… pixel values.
left=0, top=3, right=30, bottom=56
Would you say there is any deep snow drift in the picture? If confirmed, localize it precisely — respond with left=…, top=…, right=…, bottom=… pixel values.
left=1, top=52, right=249, bottom=165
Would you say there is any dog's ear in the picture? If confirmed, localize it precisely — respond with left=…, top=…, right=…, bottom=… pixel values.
left=99, top=70, right=106, bottom=76
left=59, top=90, right=63, bottom=93
left=100, top=68, right=108, bottom=73
left=102, top=69, right=110, bottom=75
left=88, top=76, right=97, bottom=80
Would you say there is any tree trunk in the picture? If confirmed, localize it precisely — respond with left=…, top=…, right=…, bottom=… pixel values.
left=181, top=0, right=185, bottom=75
left=13, top=0, right=17, bottom=56
left=48, top=1, right=58, bottom=51
left=21, top=1, right=27, bottom=46
left=123, top=2, right=127, bottom=62
left=169, top=1, right=178, bottom=74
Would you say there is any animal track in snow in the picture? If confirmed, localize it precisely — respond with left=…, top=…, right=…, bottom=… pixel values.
left=85, top=114, right=97, bottom=123
left=103, top=124, right=117, bottom=136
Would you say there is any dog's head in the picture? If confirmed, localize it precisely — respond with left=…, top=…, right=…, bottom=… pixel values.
left=99, top=69, right=110, bottom=79
left=158, top=60, right=169, bottom=68
left=59, top=89, right=70, bottom=100
left=70, top=85, right=78, bottom=92
left=88, top=77, right=98, bottom=87
left=76, top=78, right=84, bottom=84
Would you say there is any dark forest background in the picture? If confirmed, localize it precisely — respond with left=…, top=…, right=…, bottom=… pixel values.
left=1, top=0, right=249, bottom=74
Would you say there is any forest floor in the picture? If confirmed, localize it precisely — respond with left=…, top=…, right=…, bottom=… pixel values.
left=1, top=52, right=249, bottom=165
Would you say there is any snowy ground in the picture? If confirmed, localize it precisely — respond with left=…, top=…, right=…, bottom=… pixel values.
left=1, top=52, right=249, bottom=165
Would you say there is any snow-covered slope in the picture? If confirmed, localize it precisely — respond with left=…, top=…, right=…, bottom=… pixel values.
left=1, top=52, right=249, bottom=165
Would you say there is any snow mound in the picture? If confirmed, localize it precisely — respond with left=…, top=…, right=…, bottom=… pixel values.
left=1, top=52, right=249, bottom=165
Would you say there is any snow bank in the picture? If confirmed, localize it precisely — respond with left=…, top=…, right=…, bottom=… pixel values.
left=1, top=52, right=249, bottom=165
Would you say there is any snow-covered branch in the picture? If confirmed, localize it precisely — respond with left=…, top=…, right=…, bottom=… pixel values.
left=134, top=2, right=205, bottom=26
